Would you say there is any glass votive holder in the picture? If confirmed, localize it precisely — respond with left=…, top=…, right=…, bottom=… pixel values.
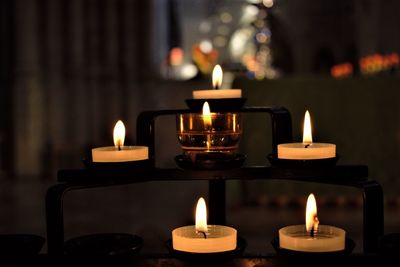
left=176, top=112, right=242, bottom=158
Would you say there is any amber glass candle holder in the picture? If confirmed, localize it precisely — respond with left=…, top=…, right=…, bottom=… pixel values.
left=176, top=113, right=242, bottom=157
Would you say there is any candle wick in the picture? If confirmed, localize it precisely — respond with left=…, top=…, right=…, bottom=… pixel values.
left=199, top=231, right=207, bottom=239
left=118, top=145, right=121, bottom=151
left=214, top=85, right=220, bottom=90
left=310, top=216, right=319, bottom=238
left=304, top=144, right=310, bottom=148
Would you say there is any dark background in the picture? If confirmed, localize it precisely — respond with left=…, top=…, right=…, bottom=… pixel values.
left=0, top=0, right=399, bottom=254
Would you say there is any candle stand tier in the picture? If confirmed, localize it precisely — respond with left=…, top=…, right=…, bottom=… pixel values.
left=45, top=107, right=384, bottom=266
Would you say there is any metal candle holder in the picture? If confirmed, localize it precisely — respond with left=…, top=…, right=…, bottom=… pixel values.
left=44, top=106, right=384, bottom=260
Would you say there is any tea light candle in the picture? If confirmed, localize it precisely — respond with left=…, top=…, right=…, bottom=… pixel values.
left=92, top=120, right=148, bottom=162
left=192, top=65, right=242, bottom=99
left=277, top=110, right=336, bottom=160
left=279, top=194, right=345, bottom=252
left=172, top=197, right=237, bottom=253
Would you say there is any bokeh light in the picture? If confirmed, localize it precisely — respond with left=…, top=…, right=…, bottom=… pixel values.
left=263, top=0, right=274, bottom=8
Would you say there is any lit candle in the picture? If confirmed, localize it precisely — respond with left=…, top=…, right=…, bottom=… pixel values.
left=172, top=197, right=237, bottom=253
left=192, top=65, right=242, bottom=99
left=279, top=193, right=345, bottom=252
left=92, top=120, right=148, bottom=162
left=277, top=110, right=336, bottom=160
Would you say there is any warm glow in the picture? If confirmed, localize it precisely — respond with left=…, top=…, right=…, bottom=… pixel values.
left=303, top=110, right=313, bottom=145
left=169, top=47, right=184, bottom=66
left=212, top=64, right=223, bottom=89
left=195, top=197, right=208, bottom=234
left=202, top=101, right=212, bottom=128
left=305, top=193, right=319, bottom=233
left=199, top=40, right=213, bottom=54
left=263, top=0, right=274, bottom=8
left=113, top=120, right=125, bottom=148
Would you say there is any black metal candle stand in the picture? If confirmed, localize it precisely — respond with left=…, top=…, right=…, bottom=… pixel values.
left=63, top=233, right=143, bottom=256
left=0, top=234, right=45, bottom=256
left=174, top=153, right=246, bottom=170
left=44, top=106, right=384, bottom=267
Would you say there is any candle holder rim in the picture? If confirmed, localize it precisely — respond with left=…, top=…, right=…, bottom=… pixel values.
left=279, top=224, right=346, bottom=234
left=177, top=112, right=241, bottom=116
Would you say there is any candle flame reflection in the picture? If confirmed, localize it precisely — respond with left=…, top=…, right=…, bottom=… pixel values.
left=113, top=120, right=125, bottom=148
left=305, top=193, right=319, bottom=233
left=202, top=101, right=212, bottom=128
left=195, top=197, right=208, bottom=234
left=303, top=110, right=313, bottom=146
left=212, top=64, right=223, bottom=89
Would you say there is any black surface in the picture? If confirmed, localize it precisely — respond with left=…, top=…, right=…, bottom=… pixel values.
left=165, top=236, right=247, bottom=259
left=379, top=233, right=400, bottom=254
left=185, top=98, right=247, bottom=112
left=271, top=236, right=355, bottom=257
left=267, top=154, right=339, bottom=167
left=175, top=153, right=246, bottom=170
left=0, top=253, right=383, bottom=267
left=0, top=234, right=45, bottom=256
left=64, top=233, right=143, bottom=256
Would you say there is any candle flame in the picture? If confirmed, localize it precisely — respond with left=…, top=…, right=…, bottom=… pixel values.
left=303, top=110, right=313, bottom=145
left=202, top=101, right=212, bottom=128
left=212, top=64, right=223, bottom=89
left=305, top=193, right=319, bottom=233
left=113, top=120, right=125, bottom=148
left=195, top=197, right=208, bottom=234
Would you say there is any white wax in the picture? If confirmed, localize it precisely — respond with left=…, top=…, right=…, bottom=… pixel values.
left=172, top=225, right=237, bottom=253
left=277, top=143, right=336, bottom=160
left=91, top=146, right=148, bottom=162
left=192, top=89, right=242, bottom=99
left=279, top=225, right=345, bottom=252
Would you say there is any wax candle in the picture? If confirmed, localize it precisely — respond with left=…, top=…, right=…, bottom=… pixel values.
left=277, top=110, right=336, bottom=160
left=192, top=65, right=242, bottom=99
left=172, top=197, right=237, bottom=253
left=92, top=120, right=148, bottom=162
left=279, top=194, right=345, bottom=252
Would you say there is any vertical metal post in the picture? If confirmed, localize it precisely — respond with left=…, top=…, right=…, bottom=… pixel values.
left=270, top=107, right=292, bottom=155
left=136, top=109, right=188, bottom=164
left=46, top=184, right=69, bottom=256
left=208, top=180, right=226, bottom=225
left=361, top=180, right=384, bottom=253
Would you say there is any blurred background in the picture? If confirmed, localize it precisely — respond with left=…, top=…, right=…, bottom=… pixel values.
left=0, top=0, right=399, bottom=254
